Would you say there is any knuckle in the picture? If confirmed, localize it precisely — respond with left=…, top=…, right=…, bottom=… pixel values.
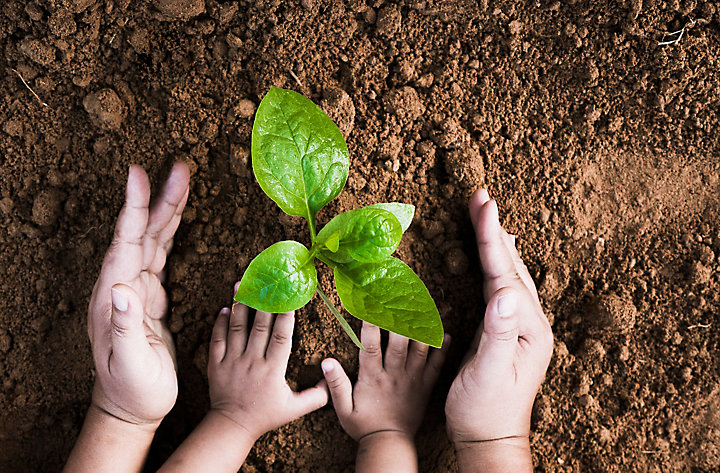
left=252, top=322, right=270, bottom=334
left=412, top=345, right=429, bottom=358
left=328, top=376, right=345, bottom=389
left=389, top=345, right=406, bottom=358
left=364, top=344, right=381, bottom=356
left=271, top=331, right=290, bottom=344
left=228, top=323, right=246, bottom=335
left=111, top=319, right=129, bottom=338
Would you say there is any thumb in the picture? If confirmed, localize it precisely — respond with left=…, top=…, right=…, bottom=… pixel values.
left=321, top=358, right=353, bottom=418
left=476, top=288, right=520, bottom=376
left=289, top=378, right=329, bottom=420
left=110, top=284, right=152, bottom=375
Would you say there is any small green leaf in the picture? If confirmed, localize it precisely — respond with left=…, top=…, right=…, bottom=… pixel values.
left=251, top=87, right=350, bottom=227
left=366, top=203, right=415, bottom=233
left=317, top=208, right=402, bottom=264
left=324, top=230, right=341, bottom=253
left=235, top=241, right=317, bottom=313
left=334, top=258, right=444, bottom=347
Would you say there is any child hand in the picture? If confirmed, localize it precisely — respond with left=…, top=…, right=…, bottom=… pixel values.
left=207, top=301, right=330, bottom=440
left=321, top=323, right=450, bottom=442
left=445, top=190, right=553, bottom=462
left=87, top=163, right=190, bottom=427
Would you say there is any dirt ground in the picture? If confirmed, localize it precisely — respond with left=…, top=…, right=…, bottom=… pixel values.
left=1, top=0, right=719, bottom=471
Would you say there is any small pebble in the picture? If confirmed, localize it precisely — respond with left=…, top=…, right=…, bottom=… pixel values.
left=83, top=88, right=125, bottom=130
left=236, top=99, right=256, bottom=119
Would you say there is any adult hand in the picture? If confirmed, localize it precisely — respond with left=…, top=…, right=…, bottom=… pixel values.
left=445, top=189, right=553, bottom=451
left=87, top=163, right=190, bottom=427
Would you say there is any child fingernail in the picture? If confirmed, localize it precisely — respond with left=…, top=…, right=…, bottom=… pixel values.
left=497, top=292, right=516, bottom=317
left=321, top=359, right=334, bottom=374
left=220, top=307, right=230, bottom=316
left=111, top=288, right=129, bottom=312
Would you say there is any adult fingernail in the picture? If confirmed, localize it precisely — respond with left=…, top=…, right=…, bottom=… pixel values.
left=111, top=288, right=129, bottom=312
left=220, top=307, right=230, bottom=316
left=497, top=292, right=516, bottom=318
left=234, top=281, right=241, bottom=293
left=321, top=359, right=334, bottom=374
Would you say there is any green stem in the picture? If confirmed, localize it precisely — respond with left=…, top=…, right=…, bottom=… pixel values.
left=316, top=284, right=364, bottom=350
left=308, top=216, right=317, bottom=244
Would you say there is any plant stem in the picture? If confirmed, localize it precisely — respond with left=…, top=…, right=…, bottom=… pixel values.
left=308, top=216, right=317, bottom=244
left=316, top=285, right=364, bottom=350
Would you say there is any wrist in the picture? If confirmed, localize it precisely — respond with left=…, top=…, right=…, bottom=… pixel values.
left=87, top=402, right=161, bottom=436
left=91, top=382, right=165, bottom=429
left=454, top=436, right=532, bottom=472
left=356, top=430, right=418, bottom=473
left=358, top=429, right=414, bottom=446
left=206, top=408, right=261, bottom=444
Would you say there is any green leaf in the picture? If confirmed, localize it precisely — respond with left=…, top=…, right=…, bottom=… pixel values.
left=251, top=87, right=350, bottom=227
left=366, top=203, right=415, bottom=233
left=317, top=208, right=402, bottom=264
left=334, top=258, right=444, bottom=347
left=235, top=241, right=317, bottom=313
left=324, top=230, right=341, bottom=253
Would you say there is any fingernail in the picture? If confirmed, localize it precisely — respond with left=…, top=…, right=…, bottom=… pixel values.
left=321, top=359, right=334, bottom=374
left=497, top=292, right=516, bottom=318
left=234, top=281, right=241, bottom=293
left=111, top=288, right=129, bottom=312
left=220, top=307, right=230, bottom=316
left=443, top=334, right=452, bottom=348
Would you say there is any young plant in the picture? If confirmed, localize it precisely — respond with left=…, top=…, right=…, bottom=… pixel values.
left=234, top=87, right=444, bottom=349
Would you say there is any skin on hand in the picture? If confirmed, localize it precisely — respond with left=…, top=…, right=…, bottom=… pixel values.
left=64, top=164, right=190, bottom=473
left=207, top=296, right=330, bottom=440
left=445, top=189, right=554, bottom=460
left=321, top=323, right=450, bottom=442
left=87, top=163, right=190, bottom=427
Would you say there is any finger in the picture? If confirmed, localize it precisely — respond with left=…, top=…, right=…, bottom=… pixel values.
left=423, top=334, right=451, bottom=387
left=502, top=232, right=539, bottom=300
left=475, top=288, right=521, bottom=378
left=384, top=332, right=409, bottom=372
left=146, top=187, right=190, bottom=274
left=471, top=198, right=523, bottom=302
left=143, top=163, right=191, bottom=271
left=156, top=186, right=190, bottom=255
left=358, top=322, right=382, bottom=378
left=210, top=307, right=230, bottom=364
left=226, top=303, right=250, bottom=357
left=108, top=284, right=153, bottom=376
left=102, top=166, right=151, bottom=281
left=266, top=312, right=295, bottom=366
left=289, top=379, right=330, bottom=420
left=405, top=340, right=430, bottom=375
left=321, top=359, right=352, bottom=418
left=245, top=311, right=274, bottom=358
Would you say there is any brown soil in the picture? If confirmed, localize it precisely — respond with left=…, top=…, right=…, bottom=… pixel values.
left=1, top=1, right=719, bottom=472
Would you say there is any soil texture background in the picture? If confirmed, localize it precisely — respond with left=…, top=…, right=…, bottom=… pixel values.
left=1, top=0, right=720, bottom=472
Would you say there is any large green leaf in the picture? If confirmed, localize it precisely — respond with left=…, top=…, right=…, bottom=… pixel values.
left=317, top=208, right=402, bottom=264
left=251, top=87, right=349, bottom=226
left=334, top=258, right=444, bottom=347
left=365, top=203, right=415, bottom=233
left=235, top=241, right=317, bottom=313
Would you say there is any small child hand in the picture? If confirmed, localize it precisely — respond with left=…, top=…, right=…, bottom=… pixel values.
left=445, top=190, right=553, bottom=469
left=321, top=323, right=449, bottom=442
left=207, top=301, right=329, bottom=440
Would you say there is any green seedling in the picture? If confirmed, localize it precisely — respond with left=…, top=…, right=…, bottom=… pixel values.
left=234, top=87, right=444, bottom=349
